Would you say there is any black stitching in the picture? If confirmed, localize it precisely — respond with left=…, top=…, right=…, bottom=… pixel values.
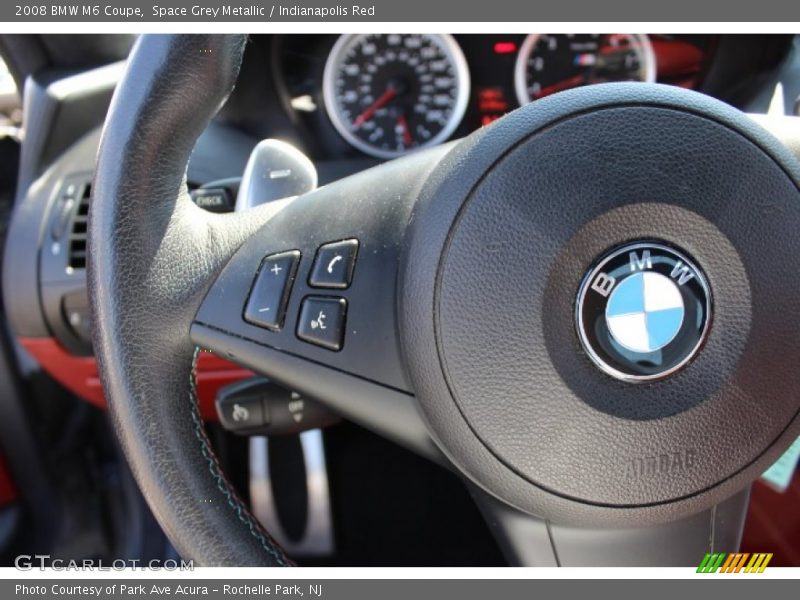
left=188, top=347, right=292, bottom=566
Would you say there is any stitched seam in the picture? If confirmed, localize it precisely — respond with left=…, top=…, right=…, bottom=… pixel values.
left=188, top=347, right=292, bottom=566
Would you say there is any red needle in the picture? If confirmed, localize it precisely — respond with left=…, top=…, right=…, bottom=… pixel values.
left=352, top=87, right=397, bottom=129
left=533, top=74, right=586, bottom=99
left=397, top=113, right=412, bottom=146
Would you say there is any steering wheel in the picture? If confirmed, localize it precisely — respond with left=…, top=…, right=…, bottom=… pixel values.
left=89, top=34, right=800, bottom=566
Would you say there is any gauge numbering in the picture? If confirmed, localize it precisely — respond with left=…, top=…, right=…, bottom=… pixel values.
left=323, top=34, right=471, bottom=159
left=514, top=34, right=656, bottom=106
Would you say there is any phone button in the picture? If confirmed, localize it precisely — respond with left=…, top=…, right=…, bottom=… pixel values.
left=309, top=239, right=359, bottom=289
left=297, top=296, right=348, bottom=351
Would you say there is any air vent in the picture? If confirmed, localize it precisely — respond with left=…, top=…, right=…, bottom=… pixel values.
left=67, top=183, right=91, bottom=269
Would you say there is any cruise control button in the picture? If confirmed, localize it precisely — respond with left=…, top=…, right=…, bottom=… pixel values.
left=217, top=394, right=266, bottom=432
left=309, top=239, right=359, bottom=289
left=297, top=296, right=347, bottom=351
left=244, top=251, right=300, bottom=331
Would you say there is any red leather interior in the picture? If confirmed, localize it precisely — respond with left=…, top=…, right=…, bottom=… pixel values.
left=0, top=453, right=18, bottom=507
left=741, top=478, right=800, bottom=566
left=19, top=337, right=253, bottom=421
left=650, top=36, right=706, bottom=89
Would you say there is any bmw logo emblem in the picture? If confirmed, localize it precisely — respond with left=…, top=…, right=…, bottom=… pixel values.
left=576, top=242, right=712, bottom=382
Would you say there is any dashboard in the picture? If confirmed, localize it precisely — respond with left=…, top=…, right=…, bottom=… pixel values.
left=5, top=33, right=795, bottom=368
left=265, top=34, right=717, bottom=161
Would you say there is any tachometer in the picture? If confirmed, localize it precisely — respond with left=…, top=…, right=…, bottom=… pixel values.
left=514, top=34, right=656, bottom=105
left=323, top=34, right=470, bottom=159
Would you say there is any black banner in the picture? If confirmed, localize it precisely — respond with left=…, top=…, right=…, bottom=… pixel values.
left=3, top=0, right=800, bottom=22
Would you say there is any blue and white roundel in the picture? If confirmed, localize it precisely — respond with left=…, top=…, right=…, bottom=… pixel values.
left=605, top=271, right=684, bottom=353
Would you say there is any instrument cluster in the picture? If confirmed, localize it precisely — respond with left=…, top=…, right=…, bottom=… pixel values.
left=276, top=34, right=713, bottom=159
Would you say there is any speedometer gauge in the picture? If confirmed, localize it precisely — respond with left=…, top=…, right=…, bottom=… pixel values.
left=514, top=34, right=656, bottom=106
left=323, top=34, right=470, bottom=159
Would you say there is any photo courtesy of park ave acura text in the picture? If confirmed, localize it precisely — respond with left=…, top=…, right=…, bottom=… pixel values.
left=0, top=2, right=798, bottom=582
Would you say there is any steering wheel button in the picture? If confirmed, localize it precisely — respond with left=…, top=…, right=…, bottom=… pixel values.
left=297, top=296, right=347, bottom=351
left=309, top=239, right=359, bottom=289
left=217, top=394, right=267, bottom=433
left=243, top=251, right=300, bottom=331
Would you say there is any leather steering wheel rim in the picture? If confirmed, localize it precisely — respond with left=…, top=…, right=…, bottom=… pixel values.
left=89, top=34, right=291, bottom=566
